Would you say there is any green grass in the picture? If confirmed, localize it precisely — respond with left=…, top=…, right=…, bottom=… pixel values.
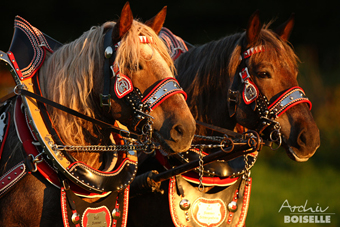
left=246, top=148, right=340, bottom=227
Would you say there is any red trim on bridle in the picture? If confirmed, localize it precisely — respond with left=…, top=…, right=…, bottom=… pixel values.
left=268, top=86, right=312, bottom=117
left=241, top=45, right=265, bottom=59
left=239, top=67, right=259, bottom=105
left=141, top=77, right=187, bottom=110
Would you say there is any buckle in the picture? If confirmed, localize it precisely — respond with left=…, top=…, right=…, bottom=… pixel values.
left=100, top=94, right=111, bottom=107
left=239, top=67, right=250, bottom=83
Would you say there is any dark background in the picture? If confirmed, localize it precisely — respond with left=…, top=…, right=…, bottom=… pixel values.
left=0, top=0, right=339, bottom=81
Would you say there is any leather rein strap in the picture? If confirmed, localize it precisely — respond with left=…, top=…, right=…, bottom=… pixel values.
left=15, top=87, right=142, bottom=140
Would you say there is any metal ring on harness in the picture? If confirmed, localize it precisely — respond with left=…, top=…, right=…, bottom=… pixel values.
left=14, top=85, right=23, bottom=95
left=243, top=130, right=261, bottom=151
left=221, top=137, right=234, bottom=153
left=269, top=130, right=282, bottom=151
left=28, top=153, right=44, bottom=173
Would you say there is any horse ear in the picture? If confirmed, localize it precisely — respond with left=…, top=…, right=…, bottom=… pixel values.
left=145, top=6, right=167, bottom=34
left=275, top=13, right=295, bottom=41
left=246, top=10, right=262, bottom=47
left=112, top=2, right=134, bottom=42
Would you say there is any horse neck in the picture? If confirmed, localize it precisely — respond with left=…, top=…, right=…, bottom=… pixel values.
left=176, top=34, right=242, bottom=135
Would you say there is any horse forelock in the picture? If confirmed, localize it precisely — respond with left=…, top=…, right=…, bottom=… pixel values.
left=115, top=20, right=175, bottom=76
left=250, top=25, right=299, bottom=76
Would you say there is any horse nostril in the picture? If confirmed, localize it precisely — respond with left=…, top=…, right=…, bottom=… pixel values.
left=297, top=129, right=308, bottom=147
left=170, top=124, right=184, bottom=142
left=175, top=125, right=183, bottom=136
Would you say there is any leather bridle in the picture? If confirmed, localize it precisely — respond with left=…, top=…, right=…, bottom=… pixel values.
left=227, top=45, right=312, bottom=149
left=101, top=28, right=187, bottom=132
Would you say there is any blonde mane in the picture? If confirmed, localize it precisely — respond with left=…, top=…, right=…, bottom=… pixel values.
left=39, top=19, right=174, bottom=146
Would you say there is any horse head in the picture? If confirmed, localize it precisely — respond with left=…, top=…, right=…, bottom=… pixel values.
left=228, top=11, right=320, bottom=161
left=94, top=3, right=196, bottom=154
left=37, top=3, right=195, bottom=175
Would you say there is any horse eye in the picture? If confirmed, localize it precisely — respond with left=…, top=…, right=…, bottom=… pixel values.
left=128, top=64, right=143, bottom=71
left=257, top=72, right=270, bottom=78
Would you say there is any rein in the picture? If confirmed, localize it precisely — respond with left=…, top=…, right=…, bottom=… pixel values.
left=14, top=86, right=143, bottom=141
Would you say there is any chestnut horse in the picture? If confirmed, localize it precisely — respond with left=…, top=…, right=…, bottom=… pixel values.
left=0, top=3, right=195, bottom=226
left=177, top=12, right=320, bottom=161
left=127, top=12, right=320, bottom=227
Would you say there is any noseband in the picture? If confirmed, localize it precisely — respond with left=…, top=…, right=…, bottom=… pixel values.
left=228, top=45, right=312, bottom=149
left=101, top=28, right=187, bottom=132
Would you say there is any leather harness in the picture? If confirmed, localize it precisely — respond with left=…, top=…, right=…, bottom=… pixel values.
left=0, top=16, right=190, bottom=227
left=146, top=27, right=314, bottom=227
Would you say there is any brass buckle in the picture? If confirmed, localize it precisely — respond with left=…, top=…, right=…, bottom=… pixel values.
left=100, top=94, right=111, bottom=107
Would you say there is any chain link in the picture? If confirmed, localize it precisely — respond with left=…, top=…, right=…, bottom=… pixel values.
left=194, top=134, right=226, bottom=142
left=51, top=143, right=149, bottom=152
left=193, top=134, right=229, bottom=150
left=51, top=116, right=156, bottom=153
left=242, top=151, right=258, bottom=182
left=198, top=147, right=205, bottom=192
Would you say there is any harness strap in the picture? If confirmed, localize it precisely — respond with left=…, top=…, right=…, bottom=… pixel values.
left=195, top=120, right=241, bottom=138
left=159, top=27, right=188, bottom=61
left=101, top=28, right=115, bottom=107
left=16, top=88, right=143, bottom=140
left=0, top=162, right=27, bottom=198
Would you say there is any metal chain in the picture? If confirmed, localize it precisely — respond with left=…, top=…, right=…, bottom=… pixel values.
left=194, top=134, right=226, bottom=142
left=192, top=134, right=229, bottom=150
left=191, top=143, right=224, bottom=149
left=242, top=154, right=251, bottom=183
left=198, top=147, right=204, bottom=192
left=51, top=116, right=156, bottom=153
left=242, top=151, right=258, bottom=183
left=51, top=143, right=149, bottom=152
